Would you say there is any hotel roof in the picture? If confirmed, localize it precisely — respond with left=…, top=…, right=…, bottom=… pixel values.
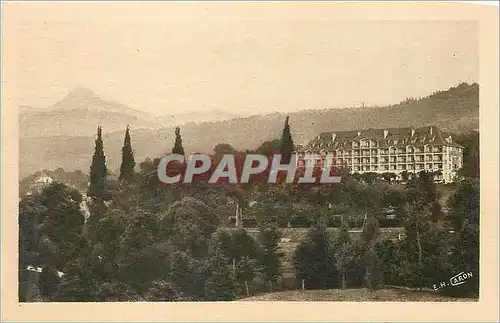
left=304, top=126, right=463, bottom=151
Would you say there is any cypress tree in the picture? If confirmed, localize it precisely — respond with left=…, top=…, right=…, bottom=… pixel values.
left=88, top=126, right=108, bottom=199
left=361, top=213, right=381, bottom=290
left=172, top=126, right=185, bottom=155
left=259, top=226, right=282, bottom=290
left=119, top=125, right=136, bottom=185
left=334, top=216, right=354, bottom=290
left=279, top=116, right=294, bottom=163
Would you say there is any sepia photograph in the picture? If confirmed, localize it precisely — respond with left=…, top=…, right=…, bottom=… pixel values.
left=1, top=1, right=499, bottom=322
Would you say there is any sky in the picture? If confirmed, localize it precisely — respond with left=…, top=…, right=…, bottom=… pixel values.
left=3, top=3, right=478, bottom=116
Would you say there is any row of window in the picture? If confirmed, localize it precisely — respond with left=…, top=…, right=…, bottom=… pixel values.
left=305, top=149, right=448, bottom=157
left=316, top=136, right=443, bottom=149
left=332, top=146, right=444, bottom=156
left=352, top=137, right=438, bottom=148
left=332, top=156, right=444, bottom=163
left=303, top=151, right=446, bottom=160
left=352, top=163, right=444, bottom=172
left=302, top=156, right=450, bottom=164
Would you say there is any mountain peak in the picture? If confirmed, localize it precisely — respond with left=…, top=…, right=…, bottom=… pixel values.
left=66, top=87, right=96, bottom=100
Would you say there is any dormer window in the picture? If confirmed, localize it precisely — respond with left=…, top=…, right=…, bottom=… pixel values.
left=393, top=140, right=398, bottom=145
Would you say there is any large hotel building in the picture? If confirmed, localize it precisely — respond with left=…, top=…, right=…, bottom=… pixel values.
left=300, top=126, right=464, bottom=183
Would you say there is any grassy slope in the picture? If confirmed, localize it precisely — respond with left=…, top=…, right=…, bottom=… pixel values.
left=239, top=288, right=478, bottom=302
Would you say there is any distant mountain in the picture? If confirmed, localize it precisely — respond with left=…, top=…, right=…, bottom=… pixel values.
left=19, top=87, right=165, bottom=137
left=19, top=83, right=479, bottom=177
left=19, top=87, right=249, bottom=138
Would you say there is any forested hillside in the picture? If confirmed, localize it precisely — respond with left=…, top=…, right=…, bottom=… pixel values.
left=19, top=83, right=479, bottom=176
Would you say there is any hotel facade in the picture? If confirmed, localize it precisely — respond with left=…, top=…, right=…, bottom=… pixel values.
left=300, top=126, right=464, bottom=183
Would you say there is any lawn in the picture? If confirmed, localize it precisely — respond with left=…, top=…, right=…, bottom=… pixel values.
left=239, top=288, right=478, bottom=302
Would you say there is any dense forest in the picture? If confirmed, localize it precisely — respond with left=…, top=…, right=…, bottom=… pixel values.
left=19, top=120, right=480, bottom=302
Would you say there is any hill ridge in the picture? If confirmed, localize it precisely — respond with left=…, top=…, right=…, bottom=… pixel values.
left=19, top=82, right=479, bottom=176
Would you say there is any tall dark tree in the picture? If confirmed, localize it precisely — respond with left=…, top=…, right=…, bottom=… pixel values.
left=203, top=249, right=237, bottom=301
left=402, top=171, right=441, bottom=290
left=88, top=126, right=108, bottom=199
left=236, top=256, right=260, bottom=296
left=334, top=217, right=354, bottom=290
left=119, top=125, right=136, bottom=185
left=279, top=116, right=294, bottom=163
left=259, top=226, right=282, bottom=290
left=294, top=224, right=336, bottom=289
left=360, top=213, right=381, bottom=290
left=172, top=126, right=185, bottom=155
left=455, top=131, right=479, bottom=179
left=447, top=178, right=479, bottom=297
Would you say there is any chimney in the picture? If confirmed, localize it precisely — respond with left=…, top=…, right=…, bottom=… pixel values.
left=411, top=128, right=415, bottom=137
left=383, top=130, right=389, bottom=138
left=331, top=133, right=336, bottom=142
left=357, top=131, right=361, bottom=136
left=429, top=126, right=433, bottom=136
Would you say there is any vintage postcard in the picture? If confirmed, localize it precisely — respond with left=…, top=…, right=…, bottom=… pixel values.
left=1, top=1, right=499, bottom=322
